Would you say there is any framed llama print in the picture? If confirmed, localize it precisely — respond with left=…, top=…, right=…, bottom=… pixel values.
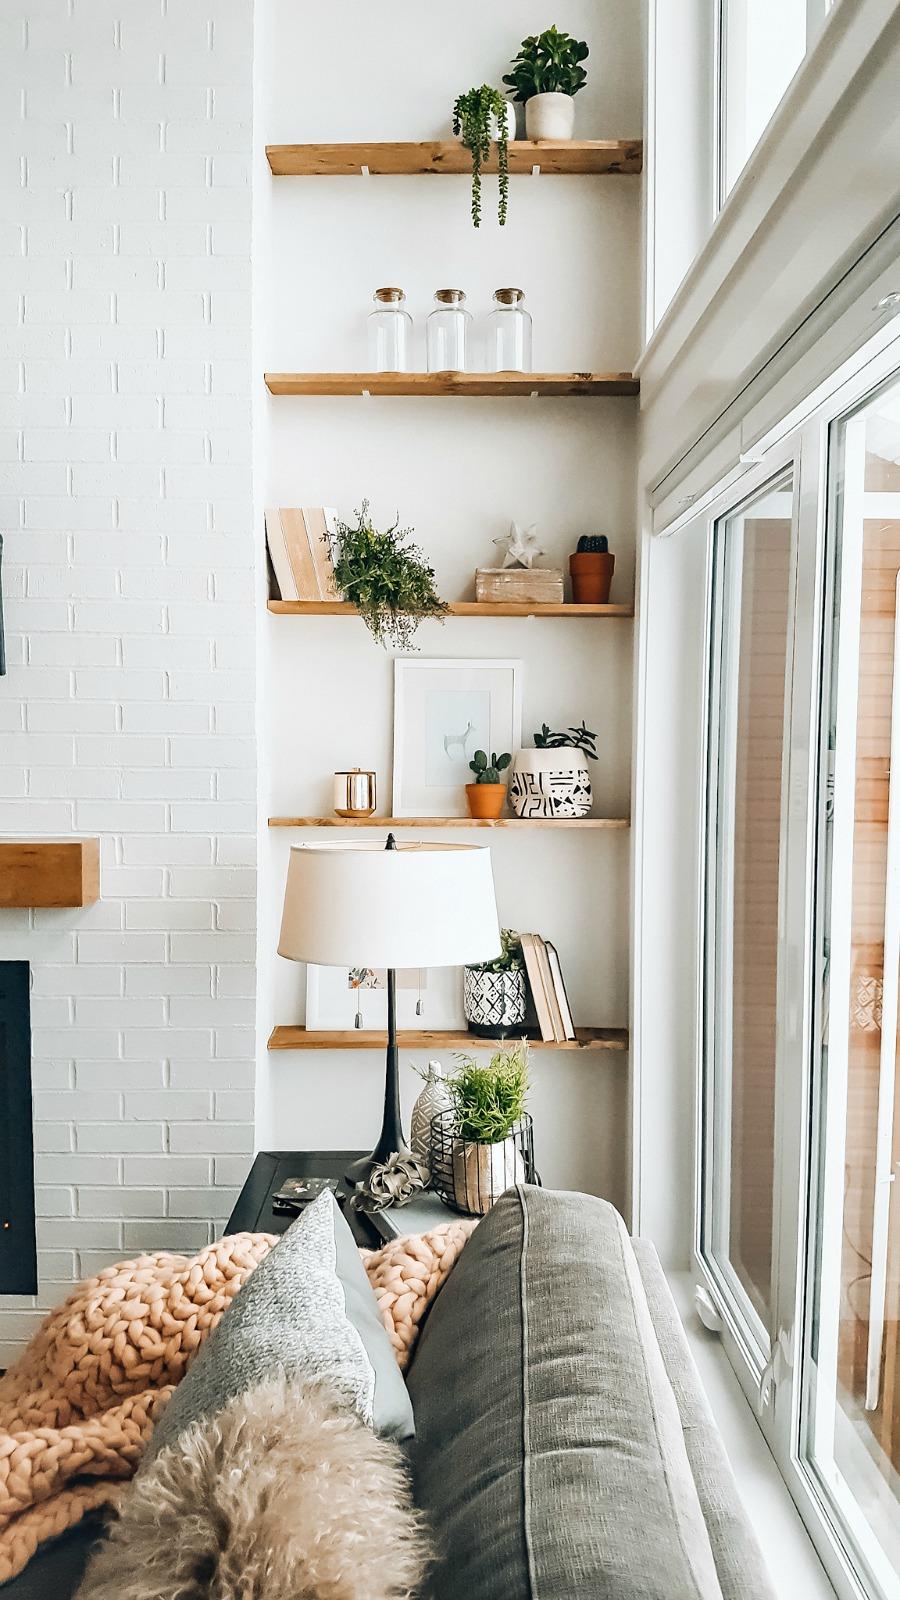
left=392, top=658, right=523, bottom=817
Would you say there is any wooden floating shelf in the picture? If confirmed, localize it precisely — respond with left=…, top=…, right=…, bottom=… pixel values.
left=268, top=816, right=629, bottom=830
left=268, top=600, right=633, bottom=618
left=264, top=372, right=639, bottom=398
left=266, top=139, right=643, bottom=178
left=0, top=838, right=100, bottom=908
left=268, top=1026, right=628, bottom=1053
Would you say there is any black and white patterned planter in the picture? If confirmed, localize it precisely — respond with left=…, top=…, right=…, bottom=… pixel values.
left=463, top=968, right=528, bottom=1037
left=509, top=749, right=592, bottom=819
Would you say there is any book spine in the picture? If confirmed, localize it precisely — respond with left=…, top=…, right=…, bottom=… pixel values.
left=279, top=508, right=319, bottom=600
left=535, top=936, right=565, bottom=1042
left=304, top=506, right=340, bottom=601
left=520, top=933, right=555, bottom=1043
left=264, top=508, right=299, bottom=602
left=545, top=941, right=576, bottom=1041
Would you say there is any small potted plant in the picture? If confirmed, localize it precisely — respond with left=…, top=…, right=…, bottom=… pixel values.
left=452, top=85, right=514, bottom=227
left=503, top=26, right=589, bottom=142
left=570, top=534, right=615, bottom=603
left=438, top=1041, right=531, bottom=1216
left=331, top=500, right=447, bottom=650
left=465, top=748, right=512, bottom=819
left=463, top=928, right=528, bottom=1037
left=510, top=721, right=598, bottom=819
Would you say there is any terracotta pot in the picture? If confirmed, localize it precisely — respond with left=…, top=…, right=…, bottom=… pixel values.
left=465, top=782, right=506, bottom=820
left=569, top=550, right=615, bottom=604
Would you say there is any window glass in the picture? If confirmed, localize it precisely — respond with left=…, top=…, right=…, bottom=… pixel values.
left=719, top=0, right=832, bottom=199
left=703, top=475, right=795, bottom=1351
left=804, top=377, right=900, bottom=1599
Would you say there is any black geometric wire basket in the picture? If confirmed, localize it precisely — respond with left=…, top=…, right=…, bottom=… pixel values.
left=429, top=1109, right=538, bottom=1217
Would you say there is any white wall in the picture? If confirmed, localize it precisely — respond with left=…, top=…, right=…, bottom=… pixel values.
left=0, top=0, right=256, bottom=1363
left=256, top=0, right=642, bottom=1204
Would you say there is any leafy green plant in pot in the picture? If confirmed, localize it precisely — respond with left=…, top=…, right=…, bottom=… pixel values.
left=570, top=533, right=614, bottom=604
left=465, top=748, right=512, bottom=820
left=452, top=85, right=513, bottom=227
left=503, top=25, right=589, bottom=142
left=441, top=1040, right=531, bottom=1215
left=463, top=927, right=528, bottom=1038
left=510, top=721, right=598, bottom=819
left=330, top=500, right=447, bottom=650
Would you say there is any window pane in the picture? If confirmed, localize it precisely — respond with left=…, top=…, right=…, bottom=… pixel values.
left=720, top=0, right=831, bottom=199
left=704, top=475, right=794, bottom=1350
left=804, top=376, right=900, bottom=1598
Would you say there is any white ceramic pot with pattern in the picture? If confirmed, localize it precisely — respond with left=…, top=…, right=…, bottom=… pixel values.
left=509, top=748, right=592, bottom=819
left=410, top=1062, right=453, bottom=1166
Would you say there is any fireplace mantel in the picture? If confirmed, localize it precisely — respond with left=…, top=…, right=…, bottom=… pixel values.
left=0, top=839, right=100, bottom=908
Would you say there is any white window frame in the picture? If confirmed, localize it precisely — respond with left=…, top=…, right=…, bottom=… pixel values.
left=691, top=325, right=900, bottom=1600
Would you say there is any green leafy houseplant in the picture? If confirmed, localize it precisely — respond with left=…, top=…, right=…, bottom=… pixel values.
left=452, top=85, right=510, bottom=227
left=466, top=926, right=524, bottom=975
left=533, top=720, right=598, bottom=759
left=447, top=1039, right=530, bottom=1144
left=502, top=26, right=589, bottom=101
left=468, top=749, right=512, bottom=785
left=330, top=501, right=447, bottom=651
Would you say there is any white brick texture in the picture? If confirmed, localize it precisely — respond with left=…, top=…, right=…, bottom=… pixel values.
left=0, top=0, right=256, bottom=1366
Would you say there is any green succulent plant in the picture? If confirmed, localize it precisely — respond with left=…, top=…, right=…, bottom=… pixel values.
left=330, top=500, right=447, bottom=651
left=467, top=927, right=524, bottom=975
left=452, top=84, right=510, bottom=227
left=533, top=721, right=598, bottom=759
left=503, top=26, right=589, bottom=102
left=447, top=1039, right=530, bottom=1144
left=468, top=749, right=512, bottom=785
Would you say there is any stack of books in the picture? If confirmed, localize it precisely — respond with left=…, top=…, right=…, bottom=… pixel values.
left=519, top=934, right=576, bottom=1043
left=265, top=507, right=340, bottom=602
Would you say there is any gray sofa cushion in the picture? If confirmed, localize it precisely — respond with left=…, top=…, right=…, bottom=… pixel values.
left=143, top=1189, right=413, bottom=1468
left=632, top=1240, right=777, bottom=1600
left=408, top=1184, right=724, bottom=1600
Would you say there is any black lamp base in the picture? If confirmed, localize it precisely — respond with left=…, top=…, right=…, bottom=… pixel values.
left=345, top=957, right=407, bottom=1190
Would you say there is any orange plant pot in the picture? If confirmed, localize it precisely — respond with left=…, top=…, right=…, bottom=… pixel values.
left=465, top=783, right=506, bottom=820
left=569, top=550, right=615, bottom=604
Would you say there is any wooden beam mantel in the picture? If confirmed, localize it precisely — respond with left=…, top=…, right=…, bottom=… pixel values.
left=0, top=839, right=100, bottom=908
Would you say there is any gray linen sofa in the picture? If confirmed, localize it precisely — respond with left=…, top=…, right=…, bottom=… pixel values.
left=2, top=1185, right=774, bottom=1600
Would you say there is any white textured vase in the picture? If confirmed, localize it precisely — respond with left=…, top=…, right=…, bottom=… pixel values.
left=452, top=1135, right=525, bottom=1216
left=525, top=92, right=576, bottom=141
left=510, top=748, right=592, bottom=819
left=454, top=100, right=516, bottom=143
left=410, top=1062, right=453, bottom=1166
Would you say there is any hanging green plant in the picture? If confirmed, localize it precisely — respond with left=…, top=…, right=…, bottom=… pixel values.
left=330, top=500, right=447, bottom=651
left=452, top=84, right=511, bottom=228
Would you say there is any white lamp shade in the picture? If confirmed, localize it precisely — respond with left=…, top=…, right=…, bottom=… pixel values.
left=278, top=840, right=501, bottom=970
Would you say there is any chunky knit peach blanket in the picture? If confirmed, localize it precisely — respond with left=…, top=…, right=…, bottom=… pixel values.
left=0, top=1220, right=474, bottom=1585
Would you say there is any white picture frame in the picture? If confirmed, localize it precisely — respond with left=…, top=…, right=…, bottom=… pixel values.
left=392, top=658, right=523, bottom=818
left=305, top=964, right=463, bottom=1030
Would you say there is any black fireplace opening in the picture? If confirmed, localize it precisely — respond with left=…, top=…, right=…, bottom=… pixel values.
left=0, top=961, right=37, bottom=1295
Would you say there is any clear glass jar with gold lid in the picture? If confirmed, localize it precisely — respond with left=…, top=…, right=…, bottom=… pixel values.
left=426, top=289, right=471, bottom=373
left=487, top=287, right=532, bottom=373
left=367, top=287, right=412, bottom=372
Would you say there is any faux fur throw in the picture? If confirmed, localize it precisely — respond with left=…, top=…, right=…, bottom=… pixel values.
left=0, top=1220, right=474, bottom=1585
left=76, top=1376, right=429, bottom=1600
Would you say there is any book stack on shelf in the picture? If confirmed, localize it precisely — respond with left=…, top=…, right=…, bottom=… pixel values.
left=266, top=507, right=339, bottom=602
left=520, top=933, right=576, bottom=1043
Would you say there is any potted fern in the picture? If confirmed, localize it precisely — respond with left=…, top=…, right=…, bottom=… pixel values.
left=503, top=26, right=589, bottom=142
left=330, top=501, right=447, bottom=650
left=452, top=85, right=514, bottom=227
left=439, top=1041, right=531, bottom=1215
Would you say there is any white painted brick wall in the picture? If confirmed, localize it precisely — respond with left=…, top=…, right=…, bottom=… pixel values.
left=0, top=0, right=256, bottom=1364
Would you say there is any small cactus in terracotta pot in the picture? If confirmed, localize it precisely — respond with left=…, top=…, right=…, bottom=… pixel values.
left=570, top=534, right=614, bottom=604
left=465, top=749, right=511, bottom=819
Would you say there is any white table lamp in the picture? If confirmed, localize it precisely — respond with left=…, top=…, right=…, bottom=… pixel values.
left=278, top=834, right=501, bottom=1180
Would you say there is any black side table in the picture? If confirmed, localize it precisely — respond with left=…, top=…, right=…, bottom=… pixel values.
left=226, top=1150, right=382, bottom=1247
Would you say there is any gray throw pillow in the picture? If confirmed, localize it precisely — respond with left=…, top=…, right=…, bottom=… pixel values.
left=408, top=1184, right=724, bottom=1600
left=143, top=1189, right=413, bottom=1468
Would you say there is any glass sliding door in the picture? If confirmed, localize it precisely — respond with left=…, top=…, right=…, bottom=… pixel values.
left=803, top=376, right=900, bottom=1600
left=703, top=472, right=796, bottom=1373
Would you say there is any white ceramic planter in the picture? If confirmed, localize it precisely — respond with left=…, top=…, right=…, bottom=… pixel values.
left=525, top=92, right=575, bottom=141
left=463, top=967, right=527, bottom=1035
left=410, top=1062, right=453, bottom=1165
left=510, top=748, right=592, bottom=819
left=452, top=1135, right=525, bottom=1216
